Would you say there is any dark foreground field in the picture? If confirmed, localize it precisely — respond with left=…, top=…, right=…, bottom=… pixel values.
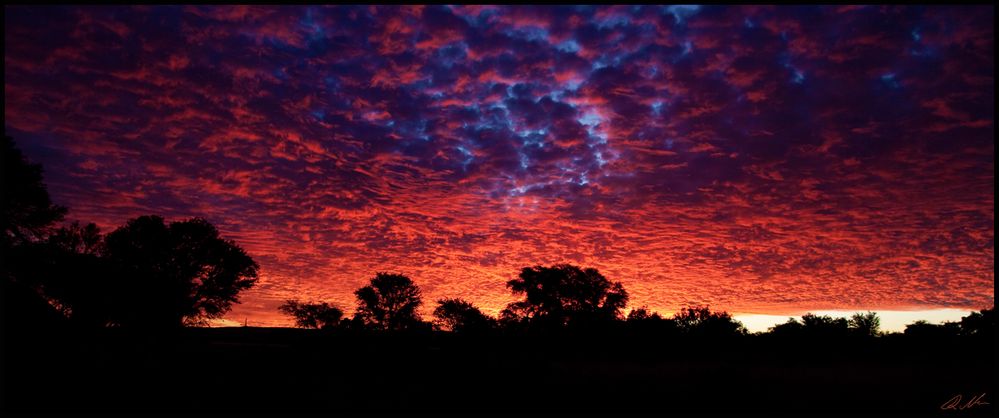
left=2, top=327, right=995, bottom=415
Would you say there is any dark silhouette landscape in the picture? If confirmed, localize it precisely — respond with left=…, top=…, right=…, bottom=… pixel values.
left=1, top=134, right=995, bottom=415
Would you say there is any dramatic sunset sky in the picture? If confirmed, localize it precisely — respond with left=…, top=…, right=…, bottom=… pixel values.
left=4, top=5, right=994, bottom=329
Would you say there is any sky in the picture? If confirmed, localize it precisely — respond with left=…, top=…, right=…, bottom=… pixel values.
left=4, top=5, right=994, bottom=329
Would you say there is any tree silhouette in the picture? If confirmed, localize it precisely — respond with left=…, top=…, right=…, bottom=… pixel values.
left=29, top=222, right=113, bottom=326
left=501, top=264, right=628, bottom=329
left=770, top=313, right=878, bottom=339
left=672, top=305, right=746, bottom=336
left=626, top=307, right=662, bottom=321
left=432, top=298, right=496, bottom=332
left=48, top=221, right=103, bottom=255
left=102, top=215, right=259, bottom=328
left=848, top=311, right=881, bottom=337
left=279, top=300, right=344, bottom=329
left=903, top=320, right=960, bottom=338
left=768, top=317, right=805, bottom=337
left=626, top=306, right=678, bottom=335
left=354, top=273, right=422, bottom=331
left=799, top=313, right=849, bottom=338
left=958, top=307, right=995, bottom=337
left=1, top=135, right=67, bottom=248
left=1, top=135, right=70, bottom=330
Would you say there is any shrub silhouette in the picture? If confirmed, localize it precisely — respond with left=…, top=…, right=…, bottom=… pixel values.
left=432, top=298, right=496, bottom=332
left=500, top=264, right=628, bottom=330
left=279, top=300, right=344, bottom=329
left=354, top=273, right=423, bottom=331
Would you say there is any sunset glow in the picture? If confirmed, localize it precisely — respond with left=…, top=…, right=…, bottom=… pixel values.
left=4, top=5, right=993, bottom=327
left=734, top=309, right=978, bottom=333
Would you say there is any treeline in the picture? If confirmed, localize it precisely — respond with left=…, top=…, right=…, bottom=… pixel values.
left=2, top=134, right=994, bottom=340
left=279, top=266, right=748, bottom=334
left=277, top=267, right=995, bottom=339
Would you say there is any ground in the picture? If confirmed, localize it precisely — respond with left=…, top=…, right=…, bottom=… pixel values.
left=2, top=327, right=994, bottom=415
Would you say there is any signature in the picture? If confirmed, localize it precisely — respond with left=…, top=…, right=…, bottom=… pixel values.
left=941, top=393, right=989, bottom=411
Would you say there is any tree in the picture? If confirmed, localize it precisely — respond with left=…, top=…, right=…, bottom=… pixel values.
left=626, top=306, right=677, bottom=335
left=1, top=135, right=67, bottom=248
left=768, top=317, right=805, bottom=337
left=1, top=135, right=70, bottom=331
left=958, top=307, right=995, bottom=337
left=800, top=313, right=849, bottom=338
left=30, top=222, right=112, bottom=326
left=47, top=221, right=103, bottom=256
left=626, top=307, right=662, bottom=322
left=102, top=215, right=258, bottom=328
left=848, top=311, right=881, bottom=337
left=904, top=320, right=960, bottom=338
left=501, top=264, right=628, bottom=329
left=354, top=273, right=422, bottom=330
left=672, top=305, right=746, bottom=336
left=279, top=300, right=344, bottom=329
left=1, top=137, right=258, bottom=330
left=433, top=298, right=496, bottom=332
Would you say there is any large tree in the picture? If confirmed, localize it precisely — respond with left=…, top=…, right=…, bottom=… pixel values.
left=501, top=264, right=628, bottom=329
left=2, top=137, right=258, bottom=329
left=354, top=273, right=422, bottom=331
left=1, top=135, right=67, bottom=248
left=102, top=215, right=258, bottom=328
left=1, top=135, right=69, bottom=330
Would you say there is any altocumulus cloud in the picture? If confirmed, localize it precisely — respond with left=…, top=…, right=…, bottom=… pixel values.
left=4, top=5, right=993, bottom=325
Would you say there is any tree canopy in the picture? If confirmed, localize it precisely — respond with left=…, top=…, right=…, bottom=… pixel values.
left=672, top=305, right=746, bottom=336
left=501, top=264, right=628, bottom=329
left=1, top=135, right=67, bottom=248
left=848, top=311, right=881, bottom=337
left=2, top=135, right=72, bottom=330
left=958, top=307, right=995, bottom=337
left=432, top=298, right=496, bottom=332
left=279, top=300, right=344, bottom=329
left=100, top=215, right=259, bottom=328
left=354, top=273, right=423, bottom=331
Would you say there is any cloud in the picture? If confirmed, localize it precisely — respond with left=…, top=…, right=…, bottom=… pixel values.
left=4, top=5, right=993, bottom=326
